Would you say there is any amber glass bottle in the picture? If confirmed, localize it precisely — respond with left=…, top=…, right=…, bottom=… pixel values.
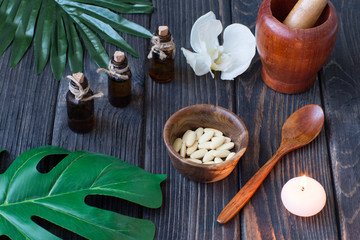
left=66, top=73, right=95, bottom=134
left=108, top=51, right=132, bottom=107
left=148, top=26, right=175, bottom=83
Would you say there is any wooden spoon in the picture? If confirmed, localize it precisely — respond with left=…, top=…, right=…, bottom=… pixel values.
left=217, top=104, right=324, bottom=224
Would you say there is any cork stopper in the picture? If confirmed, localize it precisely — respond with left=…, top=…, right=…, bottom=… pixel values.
left=114, top=51, right=125, bottom=63
left=73, top=72, right=84, bottom=83
left=158, top=26, right=169, bottom=36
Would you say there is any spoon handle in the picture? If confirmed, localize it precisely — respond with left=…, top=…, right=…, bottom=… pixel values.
left=217, top=145, right=289, bottom=224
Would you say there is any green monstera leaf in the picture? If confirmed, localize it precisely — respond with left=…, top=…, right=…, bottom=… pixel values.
left=0, top=0, right=154, bottom=80
left=0, top=146, right=166, bottom=240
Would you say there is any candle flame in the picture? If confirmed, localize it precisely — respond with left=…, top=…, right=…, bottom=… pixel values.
left=300, top=175, right=307, bottom=191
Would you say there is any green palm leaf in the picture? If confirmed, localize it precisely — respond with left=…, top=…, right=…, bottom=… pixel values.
left=9, top=0, right=41, bottom=67
left=34, top=0, right=55, bottom=74
left=0, top=146, right=166, bottom=239
left=50, top=13, right=68, bottom=81
left=72, top=0, right=154, bottom=14
left=0, top=0, right=21, bottom=55
left=62, top=14, right=83, bottom=73
left=0, top=0, right=154, bottom=80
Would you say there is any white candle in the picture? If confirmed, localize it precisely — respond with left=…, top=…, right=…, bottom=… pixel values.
left=281, top=175, right=326, bottom=217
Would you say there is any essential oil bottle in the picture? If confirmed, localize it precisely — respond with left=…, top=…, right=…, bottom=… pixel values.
left=108, top=51, right=132, bottom=107
left=66, top=72, right=95, bottom=133
left=148, top=26, right=175, bottom=83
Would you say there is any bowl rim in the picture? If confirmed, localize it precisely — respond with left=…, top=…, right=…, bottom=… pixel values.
left=163, top=104, right=249, bottom=168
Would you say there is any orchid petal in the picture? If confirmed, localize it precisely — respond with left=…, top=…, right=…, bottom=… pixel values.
left=220, top=24, right=256, bottom=80
left=220, top=55, right=253, bottom=80
left=183, top=12, right=255, bottom=80
left=181, top=47, right=213, bottom=77
left=190, top=11, right=222, bottom=53
left=223, top=24, right=256, bottom=54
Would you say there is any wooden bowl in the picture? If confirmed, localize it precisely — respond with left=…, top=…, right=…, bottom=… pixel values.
left=163, top=104, right=249, bottom=183
left=256, top=0, right=338, bottom=94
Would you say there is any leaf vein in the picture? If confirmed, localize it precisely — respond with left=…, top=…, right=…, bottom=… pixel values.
left=89, top=163, right=114, bottom=188
left=0, top=212, right=31, bottom=239
left=32, top=201, right=129, bottom=235
left=5, top=150, right=53, bottom=203
left=48, top=152, right=91, bottom=196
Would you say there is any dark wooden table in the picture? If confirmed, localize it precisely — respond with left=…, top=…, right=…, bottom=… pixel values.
left=0, top=0, right=359, bottom=239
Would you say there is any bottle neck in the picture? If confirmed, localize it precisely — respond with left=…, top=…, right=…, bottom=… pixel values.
left=70, top=78, right=88, bottom=90
left=111, top=58, right=129, bottom=70
left=157, top=31, right=172, bottom=43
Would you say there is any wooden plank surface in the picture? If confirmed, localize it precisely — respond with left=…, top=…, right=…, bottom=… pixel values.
left=320, top=0, right=360, bottom=239
left=0, top=0, right=358, bottom=239
left=49, top=13, right=150, bottom=239
left=232, top=0, right=339, bottom=239
left=143, top=1, right=241, bottom=239
left=0, top=47, right=59, bottom=169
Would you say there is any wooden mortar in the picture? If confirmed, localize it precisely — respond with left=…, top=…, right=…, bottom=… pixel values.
left=256, top=0, right=338, bottom=94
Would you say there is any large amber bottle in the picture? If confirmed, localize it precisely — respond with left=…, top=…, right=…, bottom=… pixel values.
left=108, top=51, right=132, bottom=107
left=148, top=26, right=175, bottom=83
left=66, top=73, right=95, bottom=133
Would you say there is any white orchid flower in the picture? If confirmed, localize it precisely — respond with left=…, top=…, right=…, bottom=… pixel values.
left=181, top=11, right=256, bottom=80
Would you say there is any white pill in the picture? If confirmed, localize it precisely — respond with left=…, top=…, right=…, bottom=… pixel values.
left=204, top=128, right=223, bottom=137
left=185, top=131, right=196, bottom=147
left=203, top=150, right=216, bottom=162
left=188, top=158, right=202, bottom=164
left=180, top=143, right=186, bottom=158
left=217, top=142, right=235, bottom=151
left=210, top=136, right=226, bottom=149
left=214, top=158, right=223, bottom=163
left=225, top=152, right=236, bottom=161
left=198, top=141, right=211, bottom=149
left=213, top=150, right=231, bottom=158
left=173, top=138, right=182, bottom=152
left=182, top=130, right=192, bottom=142
left=186, top=141, right=198, bottom=156
left=198, top=130, right=214, bottom=143
left=190, top=149, right=208, bottom=159
left=203, top=161, right=215, bottom=165
left=195, top=127, right=204, bottom=140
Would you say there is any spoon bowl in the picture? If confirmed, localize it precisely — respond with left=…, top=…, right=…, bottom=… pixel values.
left=281, top=104, right=324, bottom=148
left=217, top=104, right=324, bottom=224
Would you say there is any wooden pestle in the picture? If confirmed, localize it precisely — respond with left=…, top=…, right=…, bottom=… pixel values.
left=283, top=0, right=328, bottom=29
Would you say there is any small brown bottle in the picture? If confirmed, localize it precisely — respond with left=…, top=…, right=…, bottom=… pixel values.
left=66, top=73, right=95, bottom=133
left=148, top=26, right=175, bottom=83
left=108, top=51, right=132, bottom=107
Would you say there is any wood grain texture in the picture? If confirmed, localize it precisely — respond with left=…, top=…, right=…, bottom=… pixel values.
left=232, top=0, right=338, bottom=239
left=143, top=0, right=240, bottom=239
left=320, top=0, right=360, bottom=239
left=218, top=104, right=326, bottom=224
left=235, top=75, right=339, bottom=239
left=0, top=47, right=59, bottom=168
left=0, top=0, right=358, bottom=239
left=256, top=0, right=338, bottom=94
left=49, top=13, right=150, bottom=239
